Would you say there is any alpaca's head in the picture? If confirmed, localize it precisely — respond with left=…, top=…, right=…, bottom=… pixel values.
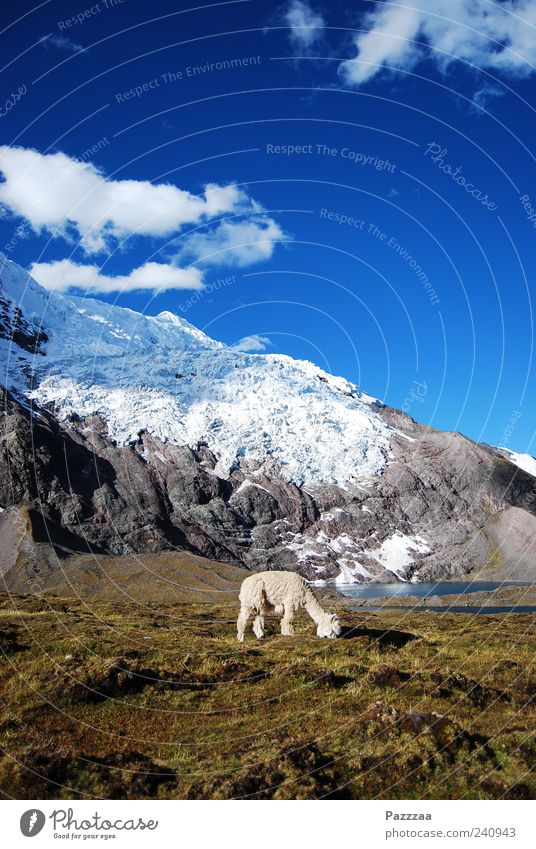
left=317, top=613, right=342, bottom=639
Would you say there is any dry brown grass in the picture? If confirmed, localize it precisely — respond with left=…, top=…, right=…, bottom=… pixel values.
left=0, top=592, right=535, bottom=799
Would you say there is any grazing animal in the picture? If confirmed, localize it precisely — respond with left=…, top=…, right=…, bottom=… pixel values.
left=237, top=570, right=341, bottom=641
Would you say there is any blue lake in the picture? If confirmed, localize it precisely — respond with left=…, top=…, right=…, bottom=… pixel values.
left=417, top=606, right=536, bottom=614
left=336, top=580, right=533, bottom=599
left=336, top=581, right=536, bottom=613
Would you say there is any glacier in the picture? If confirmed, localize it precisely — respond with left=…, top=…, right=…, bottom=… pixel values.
left=0, top=252, right=392, bottom=486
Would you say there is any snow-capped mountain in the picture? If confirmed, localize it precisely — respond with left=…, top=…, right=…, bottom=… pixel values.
left=2, top=252, right=536, bottom=586
left=496, top=448, right=536, bottom=480
left=1, top=251, right=390, bottom=486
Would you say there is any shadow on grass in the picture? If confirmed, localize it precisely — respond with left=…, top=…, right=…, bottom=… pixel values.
left=338, top=623, right=418, bottom=648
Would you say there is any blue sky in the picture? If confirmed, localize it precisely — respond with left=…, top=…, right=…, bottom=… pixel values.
left=1, top=0, right=535, bottom=455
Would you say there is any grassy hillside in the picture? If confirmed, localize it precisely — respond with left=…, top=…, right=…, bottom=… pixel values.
left=0, top=513, right=247, bottom=603
left=1, top=592, right=535, bottom=799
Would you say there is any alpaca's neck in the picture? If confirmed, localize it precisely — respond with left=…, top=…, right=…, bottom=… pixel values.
left=304, top=588, right=329, bottom=625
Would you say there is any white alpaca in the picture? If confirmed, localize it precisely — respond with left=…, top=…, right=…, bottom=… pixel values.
left=237, top=570, right=341, bottom=641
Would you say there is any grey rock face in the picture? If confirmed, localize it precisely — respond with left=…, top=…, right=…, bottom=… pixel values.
left=1, top=386, right=535, bottom=583
left=0, top=288, right=47, bottom=356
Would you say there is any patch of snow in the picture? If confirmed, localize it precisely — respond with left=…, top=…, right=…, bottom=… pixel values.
left=233, top=479, right=272, bottom=496
left=394, top=430, right=416, bottom=443
left=413, top=534, right=431, bottom=548
left=368, top=532, right=431, bottom=578
left=329, top=533, right=359, bottom=554
left=320, top=507, right=345, bottom=521
left=335, top=559, right=372, bottom=584
left=500, top=448, right=536, bottom=479
left=315, top=530, right=331, bottom=544
left=288, top=527, right=372, bottom=583
left=335, top=562, right=360, bottom=584
left=287, top=534, right=325, bottom=563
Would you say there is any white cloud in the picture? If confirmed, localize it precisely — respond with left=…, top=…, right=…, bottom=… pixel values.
left=470, top=84, right=505, bottom=112
left=285, top=1, right=324, bottom=48
left=231, top=334, right=272, bottom=352
left=340, top=0, right=536, bottom=86
left=177, top=218, right=286, bottom=268
left=0, top=146, right=252, bottom=254
left=29, top=258, right=204, bottom=294
left=39, top=33, right=85, bottom=53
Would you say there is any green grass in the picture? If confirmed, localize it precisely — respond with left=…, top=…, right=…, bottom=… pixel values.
left=0, top=593, right=535, bottom=799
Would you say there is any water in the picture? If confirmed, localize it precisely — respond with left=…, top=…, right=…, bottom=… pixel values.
left=336, top=580, right=533, bottom=600
left=336, top=581, right=536, bottom=614
left=419, top=606, right=536, bottom=615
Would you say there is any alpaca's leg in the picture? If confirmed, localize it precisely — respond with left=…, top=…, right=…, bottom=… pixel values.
left=280, top=605, right=295, bottom=636
left=237, top=605, right=252, bottom=642
left=253, top=601, right=267, bottom=638
left=253, top=612, right=265, bottom=639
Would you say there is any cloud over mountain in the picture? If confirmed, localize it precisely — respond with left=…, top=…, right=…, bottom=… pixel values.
left=176, top=218, right=286, bottom=267
left=29, top=258, right=203, bottom=294
left=0, top=146, right=254, bottom=254
left=230, top=334, right=273, bottom=352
